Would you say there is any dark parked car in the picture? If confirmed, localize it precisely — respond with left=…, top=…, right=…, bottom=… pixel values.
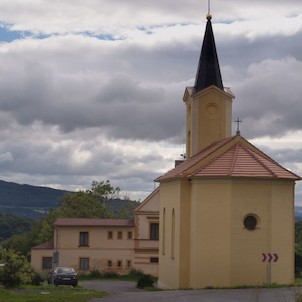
left=48, top=267, right=78, bottom=287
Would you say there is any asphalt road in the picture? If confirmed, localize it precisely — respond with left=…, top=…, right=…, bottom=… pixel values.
left=80, top=280, right=302, bottom=302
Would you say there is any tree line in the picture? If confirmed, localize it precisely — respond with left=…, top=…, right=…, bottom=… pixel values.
left=296, top=220, right=302, bottom=276
left=1, top=180, right=139, bottom=256
left=0, top=180, right=139, bottom=287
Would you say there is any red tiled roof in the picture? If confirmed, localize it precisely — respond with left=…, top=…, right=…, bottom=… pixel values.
left=32, top=240, right=54, bottom=250
left=54, top=218, right=135, bottom=227
left=156, top=136, right=235, bottom=181
left=157, top=136, right=301, bottom=181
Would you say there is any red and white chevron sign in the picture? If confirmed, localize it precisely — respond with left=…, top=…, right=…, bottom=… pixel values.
left=262, top=253, right=279, bottom=263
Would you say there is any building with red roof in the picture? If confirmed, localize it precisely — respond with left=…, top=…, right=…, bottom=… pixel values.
left=31, top=193, right=159, bottom=276
left=157, top=13, right=300, bottom=289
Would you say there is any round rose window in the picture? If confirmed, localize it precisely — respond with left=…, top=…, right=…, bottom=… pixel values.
left=244, top=215, right=258, bottom=230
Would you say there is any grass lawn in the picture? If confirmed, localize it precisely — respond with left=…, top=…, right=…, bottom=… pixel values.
left=0, top=285, right=107, bottom=302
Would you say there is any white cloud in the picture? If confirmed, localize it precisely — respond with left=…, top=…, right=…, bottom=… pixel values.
left=0, top=0, right=301, bottom=36
left=215, top=14, right=302, bottom=40
left=251, top=131, right=302, bottom=150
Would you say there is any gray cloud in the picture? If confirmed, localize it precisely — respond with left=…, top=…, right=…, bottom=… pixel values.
left=232, top=56, right=302, bottom=138
left=0, top=35, right=187, bottom=142
left=0, top=1, right=302, bottom=201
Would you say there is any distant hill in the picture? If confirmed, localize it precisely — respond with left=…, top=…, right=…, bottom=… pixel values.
left=0, top=179, right=300, bottom=221
left=0, top=180, right=140, bottom=220
left=0, top=180, right=70, bottom=219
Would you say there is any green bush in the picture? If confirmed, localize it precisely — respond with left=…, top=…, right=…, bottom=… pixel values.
left=127, top=269, right=145, bottom=280
left=136, top=274, right=154, bottom=289
left=295, top=253, right=302, bottom=277
left=103, top=272, right=119, bottom=278
left=0, top=248, right=34, bottom=288
left=31, top=271, right=44, bottom=285
left=89, top=270, right=103, bottom=278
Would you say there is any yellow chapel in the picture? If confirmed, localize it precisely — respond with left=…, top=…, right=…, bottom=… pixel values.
left=156, top=14, right=300, bottom=289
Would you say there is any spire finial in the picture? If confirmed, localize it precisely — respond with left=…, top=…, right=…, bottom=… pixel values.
left=207, top=0, right=212, bottom=20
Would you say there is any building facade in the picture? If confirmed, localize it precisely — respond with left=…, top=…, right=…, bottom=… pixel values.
left=31, top=189, right=159, bottom=276
left=156, top=14, right=300, bottom=289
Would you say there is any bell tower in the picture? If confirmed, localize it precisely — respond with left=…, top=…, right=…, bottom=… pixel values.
left=184, top=14, right=234, bottom=158
left=158, top=10, right=300, bottom=291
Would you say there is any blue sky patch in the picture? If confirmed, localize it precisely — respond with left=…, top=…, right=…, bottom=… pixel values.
left=84, top=32, right=119, bottom=41
left=0, top=23, right=52, bottom=42
left=0, top=26, right=22, bottom=42
left=0, top=24, right=35, bottom=42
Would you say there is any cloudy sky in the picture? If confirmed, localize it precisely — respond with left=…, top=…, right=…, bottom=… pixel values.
left=0, top=0, right=302, bottom=204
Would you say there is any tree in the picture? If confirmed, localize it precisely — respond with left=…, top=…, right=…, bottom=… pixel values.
left=116, top=199, right=140, bottom=219
left=89, top=180, right=120, bottom=200
left=0, top=248, right=34, bottom=288
left=58, top=191, right=112, bottom=218
left=296, top=221, right=302, bottom=275
left=2, top=180, right=138, bottom=258
left=0, top=214, right=32, bottom=241
left=1, top=234, right=32, bottom=258
left=28, top=181, right=116, bottom=246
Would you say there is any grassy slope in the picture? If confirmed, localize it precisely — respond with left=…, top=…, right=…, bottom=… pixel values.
left=0, top=286, right=106, bottom=302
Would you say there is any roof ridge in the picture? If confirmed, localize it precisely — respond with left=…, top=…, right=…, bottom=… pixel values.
left=239, top=137, right=282, bottom=166
left=240, top=137, right=301, bottom=179
left=185, top=136, right=237, bottom=177
left=190, top=137, right=237, bottom=177
left=157, top=136, right=300, bottom=181
left=240, top=143, right=278, bottom=177
left=229, top=143, right=240, bottom=176
left=155, top=136, right=234, bottom=180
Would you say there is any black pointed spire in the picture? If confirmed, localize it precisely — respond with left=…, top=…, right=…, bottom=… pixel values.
left=194, top=14, right=223, bottom=92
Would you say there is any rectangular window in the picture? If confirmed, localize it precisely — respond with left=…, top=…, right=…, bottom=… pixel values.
left=117, top=260, right=122, bottom=268
left=150, top=223, right=159, bottom=240
left=107, top=231, right=113, bottom=239
left=117, top=231, right=123, bottom=239
left=150, top=257, right=159, bottom=263
left=127, top=260, right=132, bottom=268
left=79, top=258, right=89, bottom=270
left=107, top=260, right=112, bottom=267
left=127, top=231, right=132, bottom=239
left=79, top=232, right=89, bottom=246
left=42, top=257, right=52, bottom=269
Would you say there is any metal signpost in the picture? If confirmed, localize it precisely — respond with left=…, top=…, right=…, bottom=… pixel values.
left=262, top=253, right=279, bottom=284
